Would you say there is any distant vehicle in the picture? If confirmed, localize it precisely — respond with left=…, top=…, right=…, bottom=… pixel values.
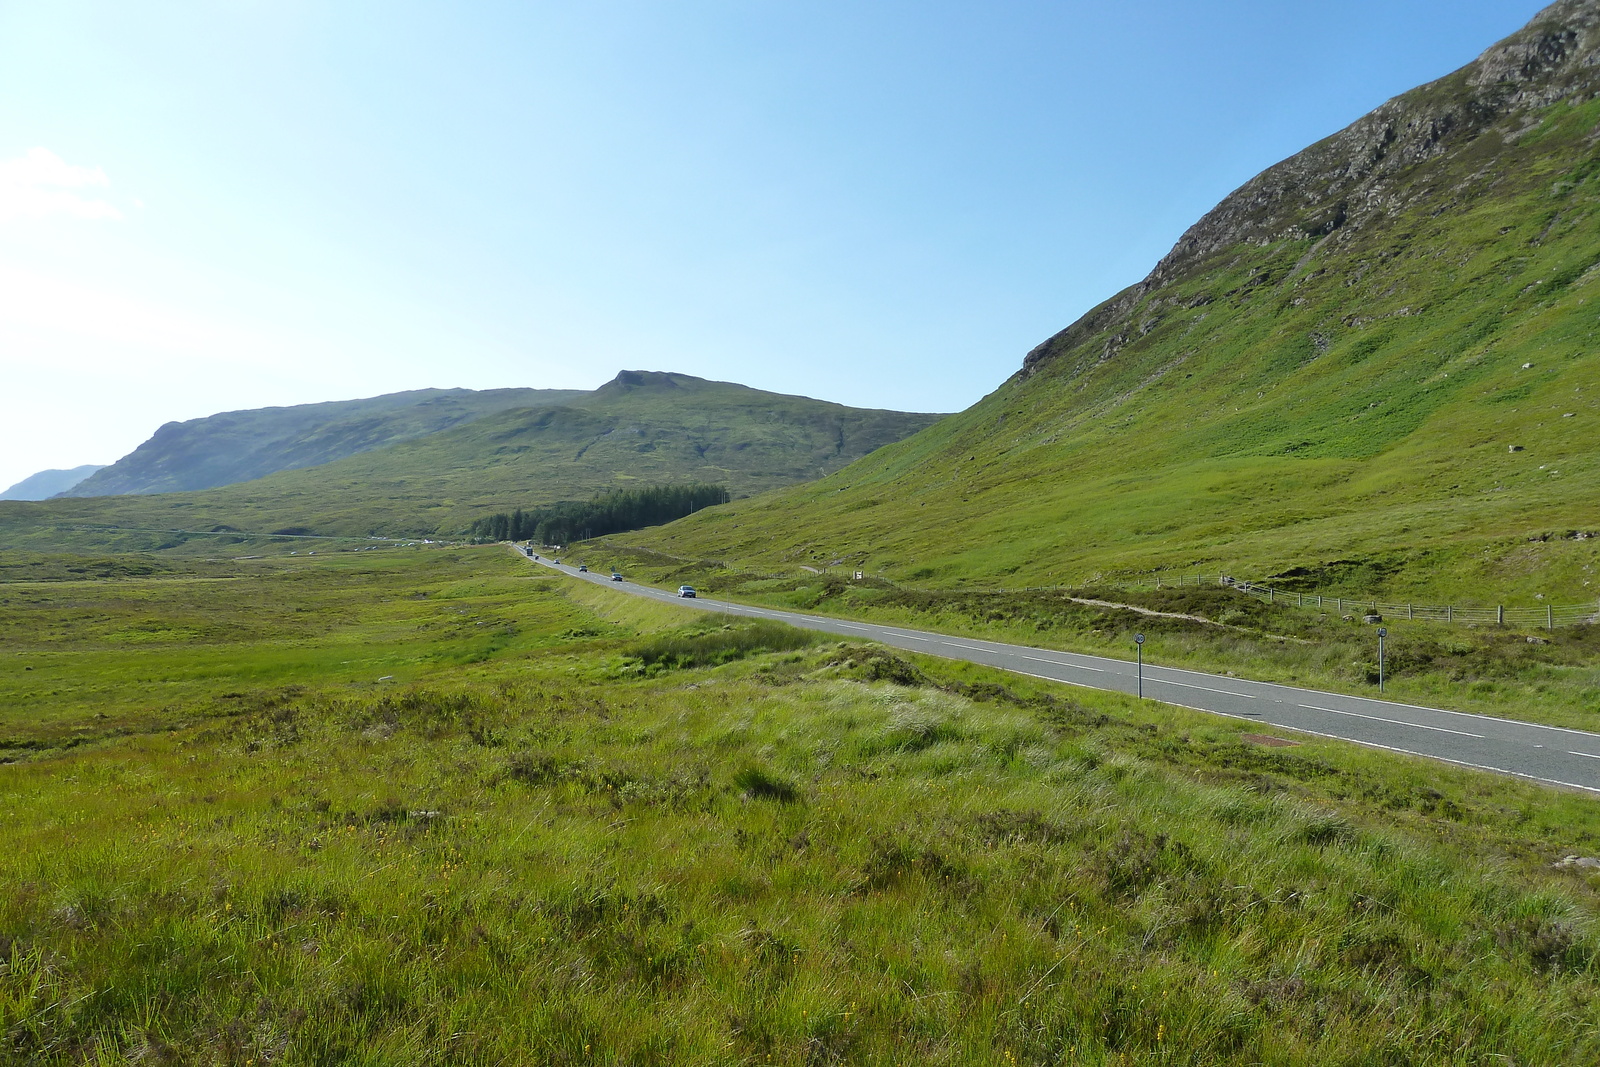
left=578, top=564, right=588, bottom=573
left=611, top=573, right=623, bottom=582
left=678, top=585, right=696, bottom=598
left=553, top=559, right=562, bottom=565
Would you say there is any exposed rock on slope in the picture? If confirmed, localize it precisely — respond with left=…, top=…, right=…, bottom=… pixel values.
left=1024, top=0, right=1600, bottom=377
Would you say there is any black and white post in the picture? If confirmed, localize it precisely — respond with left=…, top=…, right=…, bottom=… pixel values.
left=1134, top=633, right=1145, bottom=698
left=1376, top=626, right=1387, bottom=693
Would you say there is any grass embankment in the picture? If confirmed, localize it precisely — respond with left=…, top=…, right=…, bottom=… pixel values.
left=4, top=547, right=1600, bottom=1064
left=556, top=541, right=1600, bottom=732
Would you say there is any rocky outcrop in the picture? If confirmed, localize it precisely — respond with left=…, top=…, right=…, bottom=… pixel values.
left=1021, top=0, right=1600, bottom=377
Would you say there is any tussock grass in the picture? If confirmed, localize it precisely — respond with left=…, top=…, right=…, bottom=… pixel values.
left=629, top=617, right=822, bottom=670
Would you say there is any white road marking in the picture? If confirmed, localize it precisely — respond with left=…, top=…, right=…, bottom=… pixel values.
left=1299, top=704, right=1484, bottom=738
left=1567, top=750, right=1600, bottom=760
left=1016, top=654, right=1105, bottom=673
left=1153, top=679, right=1257, bottom=698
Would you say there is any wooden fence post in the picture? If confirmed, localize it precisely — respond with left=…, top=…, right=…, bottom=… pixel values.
left=1548, top=604, right=1554, bottom=631
left=1497, top=604, right=1504, bottom=625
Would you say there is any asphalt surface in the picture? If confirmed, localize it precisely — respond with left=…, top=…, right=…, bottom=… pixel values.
left=522, top=550, right=1600, bottom=794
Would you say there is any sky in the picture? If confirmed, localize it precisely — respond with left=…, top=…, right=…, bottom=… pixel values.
left=0, top=0, right=1553, bottom=492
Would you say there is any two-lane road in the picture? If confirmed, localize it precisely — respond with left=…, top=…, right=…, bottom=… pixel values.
left=522, top=551, right=1600, bottom=794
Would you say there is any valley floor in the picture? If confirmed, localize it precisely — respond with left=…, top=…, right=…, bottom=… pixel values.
left=2, top=547, right=1599, bottom=1064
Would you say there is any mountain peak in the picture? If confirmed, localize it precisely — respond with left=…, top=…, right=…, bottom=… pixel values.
left=598, top=370, right=701, bottom=393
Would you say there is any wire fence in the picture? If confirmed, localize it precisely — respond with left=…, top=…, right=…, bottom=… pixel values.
left=581, top=539, right=1598, bottom=631
left=1111, top=572, right=1599, bottom=630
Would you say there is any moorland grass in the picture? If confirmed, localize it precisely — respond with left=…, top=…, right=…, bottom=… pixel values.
left=3, top=547, right=1600, bottom=1064
left=0, top=547, right=601, bottom=756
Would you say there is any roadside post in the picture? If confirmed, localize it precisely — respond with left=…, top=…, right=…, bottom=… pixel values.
left=1377, top=627, right=1388, bottom=693
left=1135, top=633, right=1145, bottom=698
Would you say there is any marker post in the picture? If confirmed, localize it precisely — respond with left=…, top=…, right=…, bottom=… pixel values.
left=1135, top=633, right=1145, bottom=698
left=1377, top=627, right=1388, bottom=693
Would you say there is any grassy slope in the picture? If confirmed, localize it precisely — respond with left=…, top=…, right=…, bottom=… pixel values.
left=625, top=70, right=1600, bottom=604
left=0, top=373, right=941, bottom=550
left=3, top=547, right=1600, bottom=1063
left=66, top=387, right=584, bottom=497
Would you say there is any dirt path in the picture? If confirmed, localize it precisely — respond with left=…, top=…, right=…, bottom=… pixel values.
left=1062, top=595, right=1309, bottom=643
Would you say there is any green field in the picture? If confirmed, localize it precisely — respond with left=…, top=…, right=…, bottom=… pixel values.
left=4, top=547, right=1600, bottom=1064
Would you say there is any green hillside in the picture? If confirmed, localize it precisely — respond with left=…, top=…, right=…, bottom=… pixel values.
left=65, top=386, right=583, bottom=497
left=0, top=372, right=940, bottom=549
left=625, top=0, right=1600, bottom=604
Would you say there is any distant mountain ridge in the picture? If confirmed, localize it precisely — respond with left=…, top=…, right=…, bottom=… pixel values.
left=67, top=387, right=584, bottom=498
left=0, top=465, right=106, bottom=501
left=0, top=371, right=943, bottom=548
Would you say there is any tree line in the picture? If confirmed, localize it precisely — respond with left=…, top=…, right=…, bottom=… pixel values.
left=468, top=483, right=731, bottom=544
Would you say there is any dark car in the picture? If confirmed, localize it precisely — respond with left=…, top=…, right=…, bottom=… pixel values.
left=577, top=565, right=588, bottom=573
left=677, top=585, right=697, bottom=598
left=611, top=573, right=624, bottom=582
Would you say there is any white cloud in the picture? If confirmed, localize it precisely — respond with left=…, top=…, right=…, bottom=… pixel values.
left=0, top=147, right=122, bottom=222
left=0, top=263, right=277, bottom=362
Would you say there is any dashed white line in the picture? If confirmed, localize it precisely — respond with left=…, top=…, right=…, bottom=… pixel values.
left=1299, top=704, right=1484, bottom=738
left=1153, top=679, right=1257, bottom=698
left=1568, top=750, right=1600, bottom=761
left=1016, top=654, right=1105, bottom=673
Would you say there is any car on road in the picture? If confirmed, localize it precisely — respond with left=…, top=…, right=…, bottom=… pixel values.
left=678, top=585, right=696, bottom=598
left=578, top=565, right=588, bottom=573
left=611, top=573, right=623, bottom=582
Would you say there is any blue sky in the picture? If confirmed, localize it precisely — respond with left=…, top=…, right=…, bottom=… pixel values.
left=0, top=0, right=1550, bottom=491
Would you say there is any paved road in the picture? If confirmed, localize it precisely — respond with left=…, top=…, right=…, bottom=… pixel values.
left=521, top=550, right=1600, bottom=794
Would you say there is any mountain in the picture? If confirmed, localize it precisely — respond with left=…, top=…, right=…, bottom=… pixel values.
left=0, top=465, right=106, bottom=501
left=65, top=387, right=584, bottom=497
left=626, top=0, right=1600, bottom=602
left=0, top=371, right=942, bottom=547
